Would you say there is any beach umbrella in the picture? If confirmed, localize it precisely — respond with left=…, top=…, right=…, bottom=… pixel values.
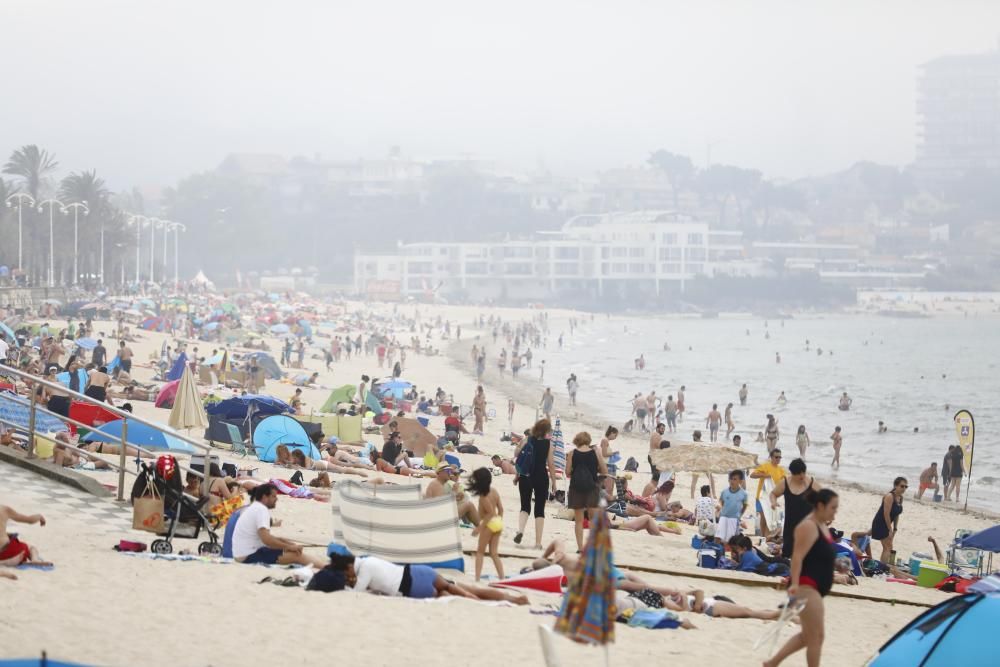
left=79, top=302, right=104, bottom=311
left=169, top=367, right=208, bottom=431
left=137, top=298, right=156, bottom=309
left=296, top=319, right=313, bottom=338
left=555, top=500, right=616, bottom=648
left=86, top=419, right=195, bottom=454
left=124, top=308, right=142, bottom=317
left=958, top=525, right=1000, bottom=552
left=379, top=417, right=437, bottom=456
left=73, top=337, right=98, bottom=350
left=552, top=418, right=566, bottom=478
left=202, top=321, right=220, bottom=331
left=252, top=414, right=319, bottom=462
left=650, top=443, right=758, bottom=474
left=870, top=591, right=1000, bottom=666
left=376, top=380, right=413, bottom=400
left=0, top=322, right=19, bottom=347
left=206, top=394, right=291, bottom=420
left=69, top=401, right=118, bottom=428
left=364, top=389, right=384, bottom=417
left=0, top=391, right=68, bottom=432
left=154, top=379, right=181, bottom=409
left=270, top=323, right=290, bottom=334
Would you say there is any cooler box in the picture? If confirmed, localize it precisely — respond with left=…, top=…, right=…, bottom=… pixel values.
left=917, top=561, right=948, bottom=588
left=697, top=549, right=718, bottom=569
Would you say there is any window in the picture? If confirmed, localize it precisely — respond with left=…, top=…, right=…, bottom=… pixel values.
left=661, top=262, right=681, bottom=274
left=687, top=248, right=706, bottom=261
left=555, top=247, right=580, bottom=259
left=612, top=263, right=628, bottom=273
left=688, top=262, right=704, bottom=274
left=659, top=247, right=682, bottom=260
left=601, top=247, right=610, bottom=259
left=465, top=262, right=487, bottom=275
left=535, top=247, right=550, bottom=259
left=687, top=233, right=704, bottom=245
left=503, top=246, right=533, bottom=258
left=407, top=278, right=423, bottom=289
left=554, top=264, right=579, bottom=275
left=628, top=263, right=646, bottom=274
left=662, top=233, right=677, bottom=244
left=407, top=261, right=433, bottom=274
left=628, top=247, right=644, bottom=258
left=505, top=263, right=533, bottom=275
left=611, top=247, right=628, bottom=258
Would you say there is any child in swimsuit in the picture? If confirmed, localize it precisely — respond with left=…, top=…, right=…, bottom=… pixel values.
left=466, top=467, right=504, bottom=582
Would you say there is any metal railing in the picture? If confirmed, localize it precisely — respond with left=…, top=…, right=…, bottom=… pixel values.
left=0, top=364, right=216, bottom=500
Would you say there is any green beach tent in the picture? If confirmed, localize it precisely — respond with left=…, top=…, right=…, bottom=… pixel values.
left=320, top=384, right=356, bottom=413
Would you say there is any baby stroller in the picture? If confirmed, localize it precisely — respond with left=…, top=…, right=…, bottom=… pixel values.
left=130, top=455, right=222, bottom=556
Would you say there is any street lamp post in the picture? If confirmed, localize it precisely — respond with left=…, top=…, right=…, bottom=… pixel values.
left=165, top=222, right=185, bottom=289
left=149, top=218, right=164, bottom=284
left=129, top=214, right=149, bottom=284
left=4, top=193, right=35, bottom=271
left=64, top=201, right=89, bottom=285
left=37, top=199, right=66, bottom=287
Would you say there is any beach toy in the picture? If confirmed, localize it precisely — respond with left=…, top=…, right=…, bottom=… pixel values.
left=33, top=434, right=56, bottom=459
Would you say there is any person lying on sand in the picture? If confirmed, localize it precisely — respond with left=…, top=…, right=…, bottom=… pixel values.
left=318, top=442, right=376, bottom=470
left=0, top=505, right=51, bottom=568
left=608, top=514, right=682, bottom=536
left=368, top=450, right=432, bottom=477
left=326, top=553, right=528, bottom=604
left=52, top=435, right=111, bottom=470
left=625, top=587, right=790, bottom=620
left=290, top=449, right=369, bottom=477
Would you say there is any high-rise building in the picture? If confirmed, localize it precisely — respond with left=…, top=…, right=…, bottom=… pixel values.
left=916, top=47, right=1000, bottom=183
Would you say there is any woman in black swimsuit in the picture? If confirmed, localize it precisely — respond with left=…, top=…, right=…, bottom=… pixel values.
left=765, top=488, right=839, bottom=667
left=770, top=458, right=818, bottom=558
left=871, top=477, right=906, bottom=565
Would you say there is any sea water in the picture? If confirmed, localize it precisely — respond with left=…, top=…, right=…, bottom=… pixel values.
left=534, top=314, right=999, bottom=513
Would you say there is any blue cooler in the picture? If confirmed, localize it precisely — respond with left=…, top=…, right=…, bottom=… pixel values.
left=698, top=549, right=719, bottom=569
left=417, top=417, right=430, bottom=427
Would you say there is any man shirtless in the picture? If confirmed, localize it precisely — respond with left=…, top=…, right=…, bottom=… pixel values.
left=645, top=391, right=657, bottom=431
left=0, top=505, right=50, bottom=568
left=648, top=422, right=666, bottom=474
left=423, top=464, right=480, bottom=527
left=705, top=404, right=722, bottom=442
left=490, top=454, right=517, bottom=475
left=677, top=385, right=686, bottom=421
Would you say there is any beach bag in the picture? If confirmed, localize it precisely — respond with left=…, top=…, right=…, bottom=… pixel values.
left=624, top=456, right=639, bottom=472
left=515, top=438, right=535, bottom=477
left=132, top=485, right=165, bottom=533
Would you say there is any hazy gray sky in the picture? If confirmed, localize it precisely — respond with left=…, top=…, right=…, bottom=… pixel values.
left=3, top=0, right=1000, bottom=190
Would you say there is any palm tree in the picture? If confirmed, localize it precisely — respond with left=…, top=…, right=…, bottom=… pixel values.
left=3, top=145, right=58, bottom=199
left=59, top=170, right=113, bottom=283
left=4, top=146, right=58, bottom=283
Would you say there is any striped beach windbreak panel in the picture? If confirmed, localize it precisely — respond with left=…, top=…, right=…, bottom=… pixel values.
left=331, top=481, right=465, bottom=571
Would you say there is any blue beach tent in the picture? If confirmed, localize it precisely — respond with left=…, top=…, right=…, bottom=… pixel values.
left=869, top=590, right=1000, bottom=666
left=252, top=414, right=319, bottom=462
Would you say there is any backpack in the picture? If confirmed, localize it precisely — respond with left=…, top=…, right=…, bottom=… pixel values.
left=515, top=438, right=535, bottom=477
left=624, top=456, right=639, bottom=472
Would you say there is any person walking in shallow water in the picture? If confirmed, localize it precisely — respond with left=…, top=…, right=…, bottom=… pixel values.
left=830, top=426, right=842, bottom=468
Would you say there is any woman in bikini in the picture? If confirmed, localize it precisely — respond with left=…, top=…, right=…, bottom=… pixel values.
left=290, top=449, right=368, bottom=477
left=765, top=488, right=839, bottom=667
left=466, top=467, right=504, bottom=581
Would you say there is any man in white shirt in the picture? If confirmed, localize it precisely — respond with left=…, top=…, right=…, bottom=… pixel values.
left=0, top=333, right=9, bottom=363
left=231, top=483, right=325, bottom=566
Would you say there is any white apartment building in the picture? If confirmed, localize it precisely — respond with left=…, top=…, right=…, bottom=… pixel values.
left=353, top=211, right=749, bottom=301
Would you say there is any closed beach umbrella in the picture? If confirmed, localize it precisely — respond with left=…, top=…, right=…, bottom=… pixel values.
left=552, top=418, right=566, bottom=478
left=252, top=414, right=319, bottom=462
left=650, top=443, right=758, bottom=474
left=86, top=419, right=195, bottom=454
left=555, top=502, right=616, bottom=646
left=168, top=367, right=208, bottom=431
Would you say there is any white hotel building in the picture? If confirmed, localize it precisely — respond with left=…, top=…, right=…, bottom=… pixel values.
left=353, top=211, right=749, bottom=301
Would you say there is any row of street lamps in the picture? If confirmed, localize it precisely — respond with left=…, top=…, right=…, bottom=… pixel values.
left=4, top=192, right=185, bottom=287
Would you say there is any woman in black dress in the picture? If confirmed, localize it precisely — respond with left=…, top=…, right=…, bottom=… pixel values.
left=566, top=431, right=608, bottom=552
left=871, top=477, right=906, bottom=564
left=514, top=419, right=558, bottom=549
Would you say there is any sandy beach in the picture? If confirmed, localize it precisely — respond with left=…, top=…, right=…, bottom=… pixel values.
left=1, top=301, right=994, bottom=667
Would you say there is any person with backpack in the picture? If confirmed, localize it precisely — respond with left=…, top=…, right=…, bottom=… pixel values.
left=513, top=418, right=558, bottom=549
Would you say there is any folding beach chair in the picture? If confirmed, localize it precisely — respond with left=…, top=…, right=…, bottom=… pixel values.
left=225, top=423, right=258, bottom=459
left=754, top=597, right=806, bottom=657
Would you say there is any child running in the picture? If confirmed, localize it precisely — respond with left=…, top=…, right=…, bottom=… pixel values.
left=466, top=467, right=505, bottom=581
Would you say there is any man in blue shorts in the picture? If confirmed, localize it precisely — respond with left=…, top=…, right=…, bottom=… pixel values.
left=232, top=483, right=325, bottom=567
